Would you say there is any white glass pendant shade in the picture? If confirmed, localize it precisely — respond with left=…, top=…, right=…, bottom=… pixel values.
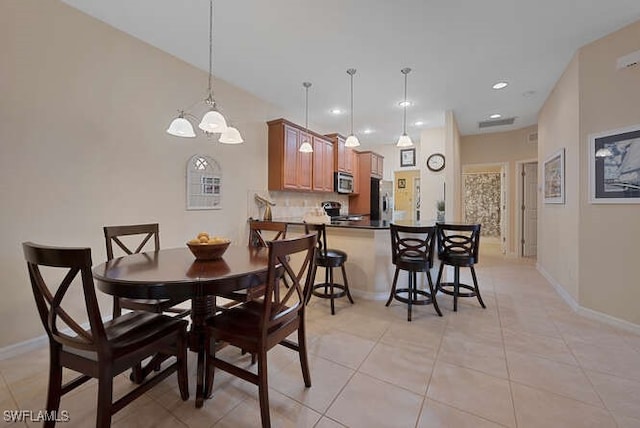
left=595, top=147, right=613, bottom=158
left=218, top=126, right=244, bottom=144
left=167, top=116, right=196, bottom=138
left=345, top=134, right=360, bottom=147
left=397, top=133, right=413, bottom=147
left=198, top=110, right=228, bottom=133
left=299, top=140, right=313, bottom=153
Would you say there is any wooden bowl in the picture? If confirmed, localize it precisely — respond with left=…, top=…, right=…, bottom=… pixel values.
left=186, top=241, right=230, bottom=261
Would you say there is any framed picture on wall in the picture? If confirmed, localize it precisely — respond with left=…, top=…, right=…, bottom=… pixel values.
left=543, top=148, right=565, bottom=204
left=400, top=148, right=416, bottom=167
left=397, top=178, right=406, bottom=189
left=589, top=124, right=640, bottom=204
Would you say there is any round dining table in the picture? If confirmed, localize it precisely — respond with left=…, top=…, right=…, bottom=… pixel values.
left=92, top=245, right=271, bottom=408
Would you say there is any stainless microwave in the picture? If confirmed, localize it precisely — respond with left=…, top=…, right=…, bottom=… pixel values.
left=334, top=172, right=354, bottom=194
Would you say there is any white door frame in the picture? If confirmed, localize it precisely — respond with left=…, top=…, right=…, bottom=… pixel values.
left=461, top=162, right=509, bottom=255
left=515, top=158, right=538, bottom=257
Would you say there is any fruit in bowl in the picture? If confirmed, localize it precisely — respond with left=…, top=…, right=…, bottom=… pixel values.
left=186, top=232, right=231, bottom=260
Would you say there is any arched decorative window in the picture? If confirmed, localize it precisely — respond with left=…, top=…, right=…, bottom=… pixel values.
left=186, top=155, right=222, bottom=210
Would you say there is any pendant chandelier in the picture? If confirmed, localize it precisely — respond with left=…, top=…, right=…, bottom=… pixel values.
left=397, top=67, right=413, bottom=147
left=345, top=68, right=360, bottom=148
left=299, top=82, right=313, bottom=153
left=166, top=0, right=243, bottom=144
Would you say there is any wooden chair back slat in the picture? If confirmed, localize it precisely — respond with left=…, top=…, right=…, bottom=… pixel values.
left=23, top=242, right=106, bottom=352
left=390, top=224, right=436, bottom=266
left=436, top=223, right=481, bottom=263
left=104, top=223, right=160, bottom=261
left=249, top=221, right=287, bottom=248
left=262, top=234, right=316, bottom=332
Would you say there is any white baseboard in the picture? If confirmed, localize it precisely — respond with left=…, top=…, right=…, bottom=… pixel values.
left=0, top=333, right=49, bottom=360
left=536, top=263, right=640, bottom=335
left=0, top=317, right=111, bottom=361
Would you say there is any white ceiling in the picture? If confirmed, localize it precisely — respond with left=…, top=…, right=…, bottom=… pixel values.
left=61, top=0, right=640, bottom=146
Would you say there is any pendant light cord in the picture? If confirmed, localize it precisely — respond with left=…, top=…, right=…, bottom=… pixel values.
left=402, top=70, right=408, bottom=134
left=350, top=72, right=354, bottom=135
left=305, top=85, right=309, bottom=130
left=207, top=0, right=214, bottom=97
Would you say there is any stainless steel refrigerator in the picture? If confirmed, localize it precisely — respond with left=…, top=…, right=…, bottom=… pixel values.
left=370, top=179, right=393, bottom=221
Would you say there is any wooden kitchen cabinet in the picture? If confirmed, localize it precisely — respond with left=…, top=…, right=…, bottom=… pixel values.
left=371, top=152, right=384, bottom=178
left=312, top=135, right=334, bottom=192
left=268, top=118, right=332, bottom=192
left=349, top=151, right=383, bottom=214
left=326, top=133, right=354, bottom=175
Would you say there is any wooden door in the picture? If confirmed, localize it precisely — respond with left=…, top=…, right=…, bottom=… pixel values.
left=522, top=162, right=538, bottom=257
left=324, top=139, right=335, bottom=191
left=312, top=137, right=326, bottom=191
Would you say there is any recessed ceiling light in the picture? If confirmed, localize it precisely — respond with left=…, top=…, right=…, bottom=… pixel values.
left=492, top=81, right=508, bottom=90
left=331, top=108, right=342, bottom=115
left=489, top=114, right=502, bottom=119
left=398, top=100, right=412, bottom=108
left=413, top=121, right=425, bottom=126
left=363, top=128, right=374, bottom=134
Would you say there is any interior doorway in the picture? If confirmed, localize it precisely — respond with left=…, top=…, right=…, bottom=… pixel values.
left=393, top=170, right=420, bottom=221
left=462, top=163, right=508, bottom=254
left=519, top=161, right=538, bottom=257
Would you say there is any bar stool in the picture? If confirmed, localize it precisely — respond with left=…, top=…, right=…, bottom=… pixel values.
left=386, top=224, right=441, bottom=321
left=435, top=223, right=486, bottom=312
left=304, top=223, right=354, bottom=315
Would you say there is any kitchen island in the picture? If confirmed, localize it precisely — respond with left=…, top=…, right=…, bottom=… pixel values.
left=266, top=218, right=437, bottom=300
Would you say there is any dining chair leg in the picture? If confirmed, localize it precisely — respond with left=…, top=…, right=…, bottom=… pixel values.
left=407, top=271, right=413, bottom=322
left=177, top=332, right=190, bottom=401
left=298, top=318, right=312, bottom=387
left=471, top=266, right=486, bottom=308
left=112, top=296, right=122, bottom=319
left=96, top=372, right=114, bottom=428
left=204, top=336, right=215, bottom=399
left=196, top=346, right=206, bottom=408
left=329, top=267, right=335, bottom=315
left=257, top=349, right=270, bottom=428
left=341, top=264, right=354, bottom=304
left=385, top=268, right=400, bottom=306
left=435, top=262, right=444, bottom=294
left=453, top=266, right=460, bottom=312
left=45, top=348, right=62, bottom=428
left=304, top=264, right=317, bottom=305
left=427, top=270, right=442, bottom=317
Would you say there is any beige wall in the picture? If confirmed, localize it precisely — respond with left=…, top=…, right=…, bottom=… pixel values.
left=0, top=0, right=288, bottom=347
left=461, top=125, right=538, bottom=255
left=538, top=20, right=640, bottom=325
left=577, top=21, right=640, bottom=324
left=537, top=55, right=581, bottom=300
left=419, top=127, right=446, bottom=221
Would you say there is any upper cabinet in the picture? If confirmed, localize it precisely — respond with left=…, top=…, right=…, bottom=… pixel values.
left=312, top=135, right=334, bottom=192
left=326, top=133, right=354, bottom=174
left=267, top=119, right=333, bottom=192
left=371, top=152, right=384, bottom=178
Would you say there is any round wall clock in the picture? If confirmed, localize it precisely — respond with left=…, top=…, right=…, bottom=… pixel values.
left=426, top=153, right=445, bottom=172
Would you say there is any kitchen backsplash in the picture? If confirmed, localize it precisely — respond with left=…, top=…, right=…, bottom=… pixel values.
left=247, top=190, right=349, bottom=220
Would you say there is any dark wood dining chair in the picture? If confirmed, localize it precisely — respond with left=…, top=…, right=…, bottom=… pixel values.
left=22, top=242, right=189, bottom=428
left=386, top=224, right=441, bottom=321
left=304, top=222, right=354, bottom=315
left=203, top=233, right=316, bottom=428
left=104, top=223, right=190, bottom=319
left=435, top=223, right=486, bottom=311
left=218, top=220, right=288, bottom=303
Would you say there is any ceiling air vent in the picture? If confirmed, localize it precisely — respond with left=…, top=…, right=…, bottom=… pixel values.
left=478, top=117, right=516, bottom=128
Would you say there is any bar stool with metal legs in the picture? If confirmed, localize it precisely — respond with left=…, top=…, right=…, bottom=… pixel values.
left=386, top=224, right=442, bottom=321
left=304, top=223, right=354, bottom=315
left=435, top=223, right=486, bottom=312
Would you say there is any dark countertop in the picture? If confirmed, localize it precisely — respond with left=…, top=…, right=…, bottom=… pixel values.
left=264, top=218, right=437, bottom=230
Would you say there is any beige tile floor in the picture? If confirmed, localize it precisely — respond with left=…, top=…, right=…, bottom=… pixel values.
left=3, top=245, right=640, bottom=427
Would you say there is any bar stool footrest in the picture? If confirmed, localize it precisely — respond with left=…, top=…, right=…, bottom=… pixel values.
left=311, top=283, right=348, bottom=299
left=392, top=288, right=436, bottom=305
left=437, top=282, right=478, bottom=298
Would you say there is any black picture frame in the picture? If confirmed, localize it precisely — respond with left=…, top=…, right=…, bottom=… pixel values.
left=589, top=124, right=640, bottom=204
left=398, top=178, right=406, bottom=189
left=400, top=148, right=416, bottom=167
